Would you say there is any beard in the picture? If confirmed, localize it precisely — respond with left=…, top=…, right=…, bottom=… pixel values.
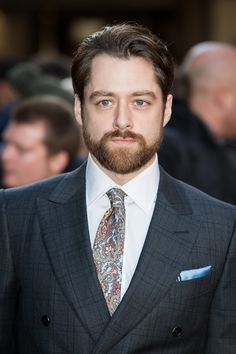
left=82, top=124, right=163, bottom=174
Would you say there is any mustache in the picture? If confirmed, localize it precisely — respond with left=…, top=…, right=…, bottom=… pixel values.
left=104, top=130, right=142, bottom=140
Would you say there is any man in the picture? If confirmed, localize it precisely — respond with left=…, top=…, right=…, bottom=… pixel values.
left=160, top=42, right=236, bottom=204
left=0, top=23, right=236, bottom=354
left=1, top=95, right=81, bottom=188
left=180, top=41, right=236, bottom=139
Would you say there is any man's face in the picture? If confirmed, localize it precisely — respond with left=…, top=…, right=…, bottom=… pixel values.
left=75, top=54, right=172, bottom=175
left=2, top=121, right=55, bottom=187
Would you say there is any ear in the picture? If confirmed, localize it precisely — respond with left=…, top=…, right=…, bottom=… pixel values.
left=48, top=151, right=70, bottom=175
left=163, top=94, right=173, bottom=127
left=74, top=94, right=83, bottom=126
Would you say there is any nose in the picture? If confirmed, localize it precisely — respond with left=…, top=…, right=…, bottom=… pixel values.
left=113, top=101, right=133, bottom=130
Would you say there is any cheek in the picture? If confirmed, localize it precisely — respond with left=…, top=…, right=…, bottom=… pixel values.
left=21, top=153, right=40, bottom=166
left=139, top=117, right=163, bottom=138
left=23, top=160, right=50, bottom=182
left=19, top=159, right=41, bottom=176
left=21, top=150, right=48, bottom=171
left=83, top=116, right=110, bottom=140
left=83, top=105, right=113, bottom=129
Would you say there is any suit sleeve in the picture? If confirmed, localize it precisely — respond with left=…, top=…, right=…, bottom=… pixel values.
left=205, top=217, right=236, bottom=353
left=0, top=190, right=18, bottom=353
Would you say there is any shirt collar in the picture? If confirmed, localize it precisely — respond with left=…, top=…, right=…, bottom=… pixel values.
left=86, top=153, right=160, bottom=214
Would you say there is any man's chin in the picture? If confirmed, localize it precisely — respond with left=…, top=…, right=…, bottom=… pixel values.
left=95, top=149, right=154, bottom=174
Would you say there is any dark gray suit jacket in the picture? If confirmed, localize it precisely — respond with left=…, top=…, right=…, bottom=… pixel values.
left=0, top=164, right=236, bottom=353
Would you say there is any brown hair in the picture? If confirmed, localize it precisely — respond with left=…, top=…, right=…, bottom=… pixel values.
left=71, top=22, right=174, bottom=104
left=11, top=95, right=80, bottom=163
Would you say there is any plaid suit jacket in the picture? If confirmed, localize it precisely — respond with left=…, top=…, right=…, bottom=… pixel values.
left=0, top=163, right=236, bottom=354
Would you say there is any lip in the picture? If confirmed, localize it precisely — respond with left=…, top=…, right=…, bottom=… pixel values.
left=111, top=137, right=136, bottom=145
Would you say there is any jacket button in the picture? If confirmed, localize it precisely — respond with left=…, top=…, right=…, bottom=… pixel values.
left=41, top=315, right=51, bottom=327
left=172, top=326, right=182, bottom=337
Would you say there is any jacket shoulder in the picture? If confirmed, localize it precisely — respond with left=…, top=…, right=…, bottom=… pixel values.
left=160, top=167, right=236, bottom=221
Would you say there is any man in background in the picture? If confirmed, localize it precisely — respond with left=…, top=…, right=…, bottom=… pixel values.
left=181, top=42, right=236, bottom=139
left=160, top=42, right=236, bottom=204
left=1, top=95, right=81, bottom=187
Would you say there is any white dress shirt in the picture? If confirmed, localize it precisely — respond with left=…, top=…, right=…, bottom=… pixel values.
left=86, top=153, right=160, bottom=298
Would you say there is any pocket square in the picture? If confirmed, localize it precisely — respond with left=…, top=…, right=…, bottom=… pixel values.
left=176, top=265, right=212, bottom=282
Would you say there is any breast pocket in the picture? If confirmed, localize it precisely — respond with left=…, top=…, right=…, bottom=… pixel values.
left=166, top=273, right=215, bottom=312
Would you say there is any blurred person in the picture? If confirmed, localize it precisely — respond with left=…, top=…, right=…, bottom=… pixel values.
left=0, top=23, right=236, bottom=354
left=33, top=53, right=71, bottom=80
left=6, top=61, right=88, bottom=161
left=7, top=61, right=74, bottom=104
left=181, top=42, right=236, bottom=139
left=1, top=95, right=81, bottom=188
left=0, top=59, right=20, bottom=140
left=59, top=73, right=89, bottom=160
left=0, top=60, right=19, bottom=109
left=6, top=62, right=42, bottom=98
left=0, top=59, right=21, bottom=184
left=160, top=42, right=236, bottom=204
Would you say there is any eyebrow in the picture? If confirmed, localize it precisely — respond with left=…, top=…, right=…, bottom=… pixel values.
left=89, top=91, right=115, bottom=101
left=131, top=91, right=156, bottom=99
left=89, top=90, right=156, bottom=101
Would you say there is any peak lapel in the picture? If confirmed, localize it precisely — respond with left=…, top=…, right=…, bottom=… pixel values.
left=92, top=169, right=200, bottom=354
left=37, top=166, right=110, bottom=343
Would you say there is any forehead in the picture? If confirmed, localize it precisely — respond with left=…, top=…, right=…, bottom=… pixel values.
left=4, top=121, right=47, bottom=144
left=85, top=54, right=160, bottom=95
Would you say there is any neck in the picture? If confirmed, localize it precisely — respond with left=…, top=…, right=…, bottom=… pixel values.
left=91, top=154, right=156, bottom=185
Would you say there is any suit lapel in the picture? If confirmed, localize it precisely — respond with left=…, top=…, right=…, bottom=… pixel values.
left=93, top=168, right=200, bottom=354
left=37, top=165, right=110, bottom=343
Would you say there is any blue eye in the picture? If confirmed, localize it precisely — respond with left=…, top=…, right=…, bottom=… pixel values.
left=135, top=99, right=145, bottom=106
left=98, top=100, right=111, bottom=107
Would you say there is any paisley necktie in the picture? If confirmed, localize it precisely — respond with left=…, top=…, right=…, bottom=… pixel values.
left=93, top=188, right=126, bottom=315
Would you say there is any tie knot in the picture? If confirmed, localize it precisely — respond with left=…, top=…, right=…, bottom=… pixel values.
left=106, top=188, right=126, bottom=208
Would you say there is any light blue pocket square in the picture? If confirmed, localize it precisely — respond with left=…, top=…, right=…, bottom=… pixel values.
left=176, top=265, right=212, bottom=282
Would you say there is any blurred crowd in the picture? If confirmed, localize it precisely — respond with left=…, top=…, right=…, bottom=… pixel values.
left=1, top=41, right=236, bottom=205
left=0, top=54, right=88, bottom=188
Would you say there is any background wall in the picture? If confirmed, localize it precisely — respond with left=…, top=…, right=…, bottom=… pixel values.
left=0, top=0, right=235, bottom=62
